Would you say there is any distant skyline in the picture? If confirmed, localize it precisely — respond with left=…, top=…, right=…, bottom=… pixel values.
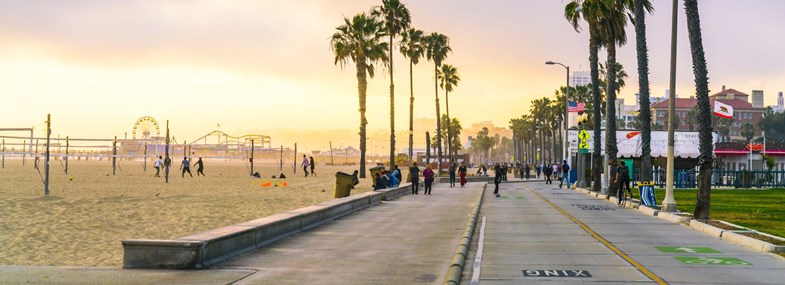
left=2, top=1, right=784, bottom=150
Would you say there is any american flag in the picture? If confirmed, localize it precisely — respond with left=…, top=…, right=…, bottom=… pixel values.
left=568, top=101, right=585, bottom=112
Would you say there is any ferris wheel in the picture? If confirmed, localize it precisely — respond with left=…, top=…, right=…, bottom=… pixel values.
left=132, top=116, right=161, bottom=139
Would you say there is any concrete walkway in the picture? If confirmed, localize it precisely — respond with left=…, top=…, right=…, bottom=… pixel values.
left=464, top=181, right=785, bottom=284
left=0, top=183, right=483, bottom=284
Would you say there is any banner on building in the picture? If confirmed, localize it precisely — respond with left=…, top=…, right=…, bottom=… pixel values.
left=568, top=130, right=718, bottom=158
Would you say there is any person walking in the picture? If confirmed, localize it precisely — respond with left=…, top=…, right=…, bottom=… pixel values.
left=410, top=162, right=421, bottom=194
left=301, top=154, right=309, bottom=177
left=309, top=156, right=317, bottom=177
left=544, top=163, right=553, bottom=184
left=616, top=161, right=632, bottom=206
left=552, top=163, right=559, bottom=180
left=423, top=164, right=435, bottom=195
left=524, top=164, right=531, bottom=180
left=493, top=163, right=502, bottom=197
left=154, top=156, right=163, bottom=177
left=180, top=157, right=193, bottom=178
left=559, top=160, right=571, bottom=189
left=448, top=159, right=457, bottom=187
left=194, top=157, right=205, bottom=177
left=535, top=163, right=541, bottom=179
left=458, top=162, right=467, bottom=187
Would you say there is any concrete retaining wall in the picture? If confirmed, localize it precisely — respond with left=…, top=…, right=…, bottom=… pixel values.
left=123, top=184, right=412, bottom=269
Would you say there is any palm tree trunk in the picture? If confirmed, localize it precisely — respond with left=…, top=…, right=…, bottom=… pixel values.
left=589, top=30, right=603, bottom=193
left=685, top=0, right=713, bottom=220
left=389, top=35, right=396, bottom=168
left=435, top=63, right=442, bottom=174
left=606, top=44, right=620, bottom=198
left=409, top=60, right=414, bottom=165
left=356, top=61, right=368, bottom=178
left=635, top=0, right=653, bottom=182
left=446, top=90, right=452, bottom=162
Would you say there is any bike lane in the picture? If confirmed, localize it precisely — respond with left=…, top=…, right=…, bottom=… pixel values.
left=464, top=182, right=785, bottom=284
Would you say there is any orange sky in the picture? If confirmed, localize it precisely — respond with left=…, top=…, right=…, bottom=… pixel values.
left=2, top=1, right=784, bottom=151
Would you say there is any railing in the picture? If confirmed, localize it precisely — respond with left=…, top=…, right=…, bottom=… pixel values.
left=631, top=169, right=785, bottom=188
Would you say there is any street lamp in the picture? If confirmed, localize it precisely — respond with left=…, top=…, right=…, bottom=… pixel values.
left=546, top=61, right=570, bottom=182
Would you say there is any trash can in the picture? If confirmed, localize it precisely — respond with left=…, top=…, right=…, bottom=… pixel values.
left=334, top=172, right=354, bottom=198
left=369, top=166, right=385, bottom=189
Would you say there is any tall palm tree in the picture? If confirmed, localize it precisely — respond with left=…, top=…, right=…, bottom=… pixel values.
left=425, top=32, right=451, bottom=173
left=371, top=0, right=411, bottom=168
left=331, top=13, right=389, bottom=179
left=598, top=0, right=633, bottom=198
left=438, top=64, right=461, bottom=160
left=565, top=0, right=605, bottom=193
left=400, top=28, right=425, bottom=164
left=684, top=0, right=713, bottom=219
left=633, top=0, right=655, bottom=183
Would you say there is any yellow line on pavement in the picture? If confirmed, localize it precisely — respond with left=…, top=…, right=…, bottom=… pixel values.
left=525, top=185, right=668, bottom=285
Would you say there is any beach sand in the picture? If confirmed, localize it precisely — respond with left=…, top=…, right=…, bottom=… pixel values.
left=0, top=158, right=390, bottom=267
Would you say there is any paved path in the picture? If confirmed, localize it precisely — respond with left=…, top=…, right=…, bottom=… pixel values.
left=465, top=181, right=785, bottom=284
left=0, top=182, right=483, bottom=284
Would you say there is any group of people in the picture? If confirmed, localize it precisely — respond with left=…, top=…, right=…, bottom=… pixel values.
left=373, top=165, right=402, bottom=190
left=409, top=162, right=435, bottom=195
left=448, top=160, right=469, bottom=188
left=301, top=155, right=317, bottom=177
left=153, top=156, right=205, bottom=178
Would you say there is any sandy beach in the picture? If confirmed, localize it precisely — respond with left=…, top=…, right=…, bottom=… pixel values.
left=0, top=158, right=384, bottom=267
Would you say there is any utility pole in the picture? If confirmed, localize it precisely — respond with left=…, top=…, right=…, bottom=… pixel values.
left=293, top=143, right=297, bottom=173
left=112, top=136, right=117, bottom=175
left=250, top=139, right=255, bottom=176
left=65, top=136, right=69, bottom=174
left=44, top=114, right=51, bottom=195
left=330, top=141, right=334, bottom=166
left=662, top=0, right=678, bottom=212
left=165, top=120, right=170, bottom=183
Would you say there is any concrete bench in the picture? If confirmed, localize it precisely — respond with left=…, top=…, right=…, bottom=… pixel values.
left=122, top=185, right=407, bottom=269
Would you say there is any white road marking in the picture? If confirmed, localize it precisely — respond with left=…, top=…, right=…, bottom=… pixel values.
left=470, top=216, right=487, bottom=285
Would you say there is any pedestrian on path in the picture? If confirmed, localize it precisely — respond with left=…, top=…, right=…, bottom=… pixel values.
left=559, top=160, right=570, bottom=189
left=552, top=163, right=559, bottom=180
left=449, top=159, right=457, bottom=187
left=423, top=164, right=434, bottom=195
left=524, top=164, right=531, bottom=180
left=410, top=162, right=420, bottom=194
left=544, top=163, right=553, bottom=184
left=301, top=154, right=309, bottom=177
left=493, top=163, right=502, bottom=197
left=194, top=157, right=205, bottom=177
left=154, top=156, right=163, bottom=177
left=309, top=156, right=317, bottom=177
left=536, top=163, right=541, bottom=179
left=458, top=162, right=467, bottom=187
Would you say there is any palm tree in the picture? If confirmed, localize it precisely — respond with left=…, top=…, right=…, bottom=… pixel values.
left=371, top=0, right=411, bottom=168
left=438, top=64, right=461, bottom=160
left=598, top=0, right=633, bottom=197
left=684, top=0, right=713, bottom=220
left=565, top=0, right=605, bottom=193
left=400, top=28, right=425, bottom=164
left=633, top=0, right=655, bottom=183
left=331, top=13, right=389, bottom=178
left=425, top=32, right=451, bottom=173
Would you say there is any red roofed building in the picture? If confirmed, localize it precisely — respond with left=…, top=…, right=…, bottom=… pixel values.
left=650, top=86, right=764, bottom=141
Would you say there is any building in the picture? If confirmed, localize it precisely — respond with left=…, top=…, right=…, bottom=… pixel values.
left=752, top=90, right=764, bottom=108
left=771, top=92, right=784, bottom=113
left=571, top=71, right=590, bottom=87
left=650, top=86, right=765, bottom=141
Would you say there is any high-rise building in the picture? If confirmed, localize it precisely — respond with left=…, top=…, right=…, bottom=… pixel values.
left=777, top=92, right=784, bottom=113
left=752, top=90, right=764, bottom=108
left=571, top=71, right=590, bottom=87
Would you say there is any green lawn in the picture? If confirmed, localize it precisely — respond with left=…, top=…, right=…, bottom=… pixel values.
left=653, top=189, right=785, bottom=238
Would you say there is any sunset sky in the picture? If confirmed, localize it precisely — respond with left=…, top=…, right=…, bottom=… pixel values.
left=2, top=1, right=784, bottom=151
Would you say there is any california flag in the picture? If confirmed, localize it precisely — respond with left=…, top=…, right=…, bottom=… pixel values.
left=713, top=101, right=733, bottom=118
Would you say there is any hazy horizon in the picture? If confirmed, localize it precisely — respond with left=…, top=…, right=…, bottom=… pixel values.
left=3, top=1, right=785, bottom=151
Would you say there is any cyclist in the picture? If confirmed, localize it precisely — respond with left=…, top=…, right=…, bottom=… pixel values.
left=616, top=161, right=632, bottom=206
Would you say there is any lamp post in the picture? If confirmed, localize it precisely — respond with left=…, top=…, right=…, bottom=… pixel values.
left=546, top=61, right=570, bottom=182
